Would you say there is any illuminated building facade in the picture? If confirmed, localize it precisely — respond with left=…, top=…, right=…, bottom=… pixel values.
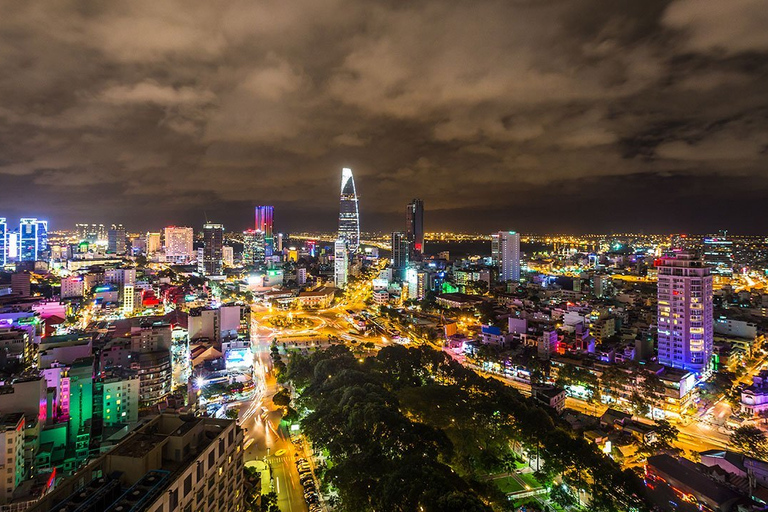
left=255, top=206, right=274, bottom=257
left=391, top=231, right=409, bottom=279
left=19, top=218, right=47, bottom=262
left=146, top=232, right=162, bottom=254
left=243, top=229, right=265, bottom=265
left=199, top=222, right=224, bottom=276
left=163, top=226, right=194, bottom=263
left=338, top=167, right=360, bottom=252
left=334, top=239, right=348, bottom=288
left=406, top=198, right=424, bottom=259
left=702, top=232, right=733, bottom=276
left=494, top=231, right=520, bottom=282
left=107, top=224, right=126, bottom=254
left=657, top=252, right=713, bottom=373
left=76, top=223, right=106, bottom=243
left=0, top=218, right=6, bottom=266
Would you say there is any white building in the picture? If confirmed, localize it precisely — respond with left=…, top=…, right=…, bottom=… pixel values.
left=334, top=239, right=348, bottom=288
left=657, top=252, right=713, bottom=373
left=0, top=413, right=25, bottom=505
left=493, top=231, right=520, bottom=282
left=222, top=246, right=234, bottom=267
left=164, top=226, right=194, bottom=263
left=104, top=268, right=136, bottom=287
left=61, top=275, right=86, bottom=298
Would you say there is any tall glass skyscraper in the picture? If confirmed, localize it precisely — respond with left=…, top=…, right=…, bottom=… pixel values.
left=406, top=198, right=424, bottom=258
left=0, top=218, right=6, bottom=266
left=255, top=206, right=274, bottom=257
left=338, top=168, right=360, bottom=252
left=199, top=222, right=224, bottom=276
left=19, top=218, right=47, bottom=262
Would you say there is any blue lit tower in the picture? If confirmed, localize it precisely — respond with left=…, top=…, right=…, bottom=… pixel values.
left=0, top=217, right=8, bottom=266
left=255, top=206, right=274, bottom=257
left=338, top=168, right=360, bottom=252
left=19, top=218, right=47, bottom=262
left=0, top=218, right=6, bottom=266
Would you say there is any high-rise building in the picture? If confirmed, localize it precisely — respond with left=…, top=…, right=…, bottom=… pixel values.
left=76, top=223, right=106, bottom=243
left=657, top=252, right=713, bottom=373
left=255, top=206, right=274, bottom=257
left=108, top=223, right=127, bottom=254
left=702, top=231, right=733, bottom=276
left=199, top=222, right=224, bottom=276
left=19, top=218, right=47, bottom=261
left=338, top=167, right=360, bottom=252
left=406, top=198, right=424, bottom=258
left=494, top=231, right=520, bottom=282
left=334, top=239, right=348, bottom=288
left=164, top=226, right=194, bottom=263
left=222, top=246, right=234, bottom=267
left=391, top=231, right=409, bottom=279
left=242, top=229, right=265, bottom=266
left=146, top=232, right=162, bottom=254
left=0, top=218, right=6, bottom=266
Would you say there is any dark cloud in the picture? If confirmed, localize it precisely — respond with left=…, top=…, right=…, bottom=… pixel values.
left=0, top=0, right=767, bottom=234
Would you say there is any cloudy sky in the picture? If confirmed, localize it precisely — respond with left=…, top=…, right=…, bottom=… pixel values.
left=1, top=0, right=767, bottom=234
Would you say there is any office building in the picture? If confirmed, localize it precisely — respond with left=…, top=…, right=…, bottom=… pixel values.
left=391, top=231, right=409, bottom=280
left=163, top=226, right=194, bottom=263
left=26, top=414, right=244, bottom=512
left=61, top=276, right=86, bottom=299
left=199, top=223, right=224, bottom=277
left=334, top=239, right=348, bottom=288
left=76, top=223, right=106, bottom=244
left=222, top=246, right=234, bottom=267
left=19, top=218, right=47, bottom=262
left=493, top=231, right=520, bottom=282
left=242, top=229, right=265, bottom=266
left=105, top=268, right=136, bottom=288
left=338, top=167, right=360, bottom=252
left=702, top=232, right=733, bottom=276
left=255, top=206, right=274, bottom=257
left=657, top=252, right=714, bottom=373
left=406, top=198, right=424, bottom=258
left=107, top=224, right=127, bottom=255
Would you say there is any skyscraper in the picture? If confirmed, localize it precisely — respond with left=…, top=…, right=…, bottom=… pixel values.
left=334, top=239, right=348, bottom=288
left=199, top=223, right=224, bottom=276
left=76, top=223, right=106, bottom=243
left=494, top=231, right=520, bottom=282
left=338, top=168, right=360, bottom=252
left=405, top=198, right=424, bottom=258
left=108, top=224, right=127, bottom=254
left=255, top=206, right=274, bottom=257
left=243, top=229, right=265, bottom=266
left=164, top=226, right=194, bottom=263
left=657, top=252, right=713, bottom=373
left=702, top=231, right=733, bottom=276
left=18, top=218, right=47, bottom=262
left=0, top=218, right=6, bottom=266
left=391, top=231, right=409, bottom=279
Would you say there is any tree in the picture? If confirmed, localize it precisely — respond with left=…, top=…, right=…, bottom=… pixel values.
left=273, top=389, right=291, bottom=408
left=225, top=407, right=240, bottom=420
left=731, top=425, right=768, bottom=459
left=654, top=419, right=679, bottom=448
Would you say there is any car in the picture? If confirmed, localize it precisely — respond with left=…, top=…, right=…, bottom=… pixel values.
left=300, top=475, right=314, bottom=485
left=295, top=458, right=307, bottom=465
left=298, top=463, right=311, bottom=473
left=305, top=493, right=319, bottom=504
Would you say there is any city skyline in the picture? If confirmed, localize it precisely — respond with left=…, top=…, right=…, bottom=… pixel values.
left=2, top=2, right=768, bottom=233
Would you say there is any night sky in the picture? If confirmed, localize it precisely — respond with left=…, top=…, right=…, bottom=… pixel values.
left=1, top=1, right=767, bottom=234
